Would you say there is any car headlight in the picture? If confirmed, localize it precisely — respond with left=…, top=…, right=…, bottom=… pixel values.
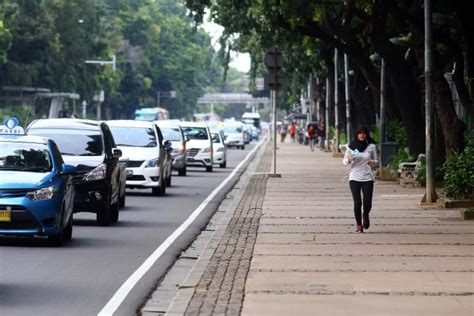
left=216, top=147, right=224, bottom=152
left=146, top=158, right=159, bottom=168
left=27, top=186, right=58, bottom=201
left=85, top=163, right=107, bottom=181
left=201, top=147, right=212, bottom=153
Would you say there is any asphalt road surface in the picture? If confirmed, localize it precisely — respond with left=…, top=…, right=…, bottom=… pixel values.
left=0, top=142, right=259, bottom=316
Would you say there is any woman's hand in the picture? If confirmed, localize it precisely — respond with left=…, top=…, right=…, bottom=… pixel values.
left=366, top=159, right=373, bottom=166
left=348, top=155, right=355, bottom=163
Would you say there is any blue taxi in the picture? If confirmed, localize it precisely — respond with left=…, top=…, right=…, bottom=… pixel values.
left=0, top=118, right=76, bottom=245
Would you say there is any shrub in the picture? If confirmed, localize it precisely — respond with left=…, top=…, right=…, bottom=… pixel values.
left=339, top=131, right=347, bottom=145
left=442, top=133, right=474, bottom=200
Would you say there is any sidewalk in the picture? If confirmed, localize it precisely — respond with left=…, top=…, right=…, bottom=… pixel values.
left=143, top=139, right=473, bottom=316
left=242, top=141, right=474, bottom=315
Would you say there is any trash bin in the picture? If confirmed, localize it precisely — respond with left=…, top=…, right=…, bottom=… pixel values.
left=381, top=142, right=398, bottom=166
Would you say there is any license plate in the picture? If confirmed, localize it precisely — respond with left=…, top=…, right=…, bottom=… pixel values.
left=126, top=169, right=133, bottom=176
left=0, top=210, right=11, bottom=222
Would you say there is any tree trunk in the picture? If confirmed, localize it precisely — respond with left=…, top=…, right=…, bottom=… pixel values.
left=433, top=69, right=465, bottom=155
left=371, top=0, right=425, bottom=156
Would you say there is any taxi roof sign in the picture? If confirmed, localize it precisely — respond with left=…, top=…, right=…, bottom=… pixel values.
left=0, top=118, right=25, bottom=135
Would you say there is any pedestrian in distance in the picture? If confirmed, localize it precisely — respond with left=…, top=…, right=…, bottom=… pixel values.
left=279, top=122, right=288, bottom=143
left=289, top=121, right=297, bottom=143
left=307, top=124, right=316, bottom=151
left=342, top=126, right=378, bottom=233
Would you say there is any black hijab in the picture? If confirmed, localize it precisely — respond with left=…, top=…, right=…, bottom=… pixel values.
left=348, top=126, right=376, bottom=152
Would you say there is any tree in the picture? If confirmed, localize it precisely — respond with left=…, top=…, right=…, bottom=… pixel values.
left=184, top=0, right=468, bottom=157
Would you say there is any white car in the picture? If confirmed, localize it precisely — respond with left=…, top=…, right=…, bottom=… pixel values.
left=107, top=120, right=173, bottom=196
left=223, top=123, right=245, bottom=150
left=180, top=122, right=214, bottom=172
left=211, top=130, right=227, bottom=168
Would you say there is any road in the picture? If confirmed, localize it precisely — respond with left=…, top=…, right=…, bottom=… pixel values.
left=0, top=142, right=259, bottom=316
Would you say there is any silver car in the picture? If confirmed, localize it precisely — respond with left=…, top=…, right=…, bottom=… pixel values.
left=155, top=121, right=188, bottom=176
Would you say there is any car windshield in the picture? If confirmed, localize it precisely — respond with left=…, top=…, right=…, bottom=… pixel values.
left=0, top=142, right=52, bottom=172
left=181, top=126, right=208, bottom=140
left=224, top=126, right=242, bottom=133
left=160, top=127, right=182, bottom=141
left=110, top=127, right=157, bottom=147
left=28, top=128, right=104, bottom=156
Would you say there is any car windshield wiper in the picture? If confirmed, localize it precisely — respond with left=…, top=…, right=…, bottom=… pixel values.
left=21, top=167, right=50, bottom=172
left=79, top=153, right=102, bottom=156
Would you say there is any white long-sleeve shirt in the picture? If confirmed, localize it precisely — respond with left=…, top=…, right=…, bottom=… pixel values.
left=342, top=143, right=378, bottom=181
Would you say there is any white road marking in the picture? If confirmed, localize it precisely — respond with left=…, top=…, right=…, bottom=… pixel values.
left=98, top=136, right=267, bottom=316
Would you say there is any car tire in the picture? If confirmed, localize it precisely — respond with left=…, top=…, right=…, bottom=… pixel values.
left=63, top=213, right=73, bottom=241
left=152, top=176, right=166, bottom=196
left=48, top=207, right=72, bottom=246
left=119, top=192, right=126, bottom=208
left=220, top=161, right=227, bottom=168
left=97, top=194, right=112, bottom=226
left=241, top=145, right=245, bottom=150
left=110, top=201, right=119, bottom=223
left=178, top=167, right=186, bottom=176
left=206, top=165, right=213, bottom=172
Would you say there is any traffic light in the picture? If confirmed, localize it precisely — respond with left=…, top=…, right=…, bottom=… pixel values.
left=264, top=47, right=284, bottom=90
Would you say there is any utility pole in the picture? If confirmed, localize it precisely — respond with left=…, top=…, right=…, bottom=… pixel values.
left=380, top=58, right=386, bottom=165
left=316, top=77, right=321, bottom=122
left=344, top=54, right=351, bottom=142
left=423, top=0, right=438, bottom=204
left=325, top=77, right=330, bottom=151
left=334, top=48, right=340, bottom=153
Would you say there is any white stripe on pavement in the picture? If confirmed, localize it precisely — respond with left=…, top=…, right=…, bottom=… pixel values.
left=98, top=136, right=267, bottom=316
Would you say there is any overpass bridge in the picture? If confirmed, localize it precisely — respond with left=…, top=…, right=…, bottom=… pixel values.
left=197, top=93, right=270, bottom=112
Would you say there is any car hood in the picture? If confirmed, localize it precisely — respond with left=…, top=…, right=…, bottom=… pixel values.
left=225, top=133, right=243, bottom=139
left=118, top=146, right=159, bottom=161
left=63, top=156, right=104, bottom=172
left=0, top=171, right=54, bottom=189
left=187, top=139, right=211, bottom=148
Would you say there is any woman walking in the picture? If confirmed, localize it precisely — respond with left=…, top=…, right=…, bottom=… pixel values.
left=342, top=127, right=378, bottom=233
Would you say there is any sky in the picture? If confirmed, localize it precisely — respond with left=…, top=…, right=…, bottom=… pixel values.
left=201, top=16, right=251, bottom=73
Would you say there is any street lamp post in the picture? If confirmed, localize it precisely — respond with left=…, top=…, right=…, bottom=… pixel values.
left=369, top=53, right=386, bottom=166
left=84, top=54, right=116, bottom=120
left=334, top=48, right=340, bottom=153
left=344, top=54, right=351, bottom=142
left=423, top=0, right=438, bottom=203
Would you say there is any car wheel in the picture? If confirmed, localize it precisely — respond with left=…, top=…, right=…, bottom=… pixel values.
left=110, top=200, right=119, bottom=223
left=206, top=165, right=213, bottom=172
left=119, top=192, right=126, bottom=208
left=241, top=145, right=245, bottom=150
left=178, top=167, right=187, bottom=176
left=220, top=161, right=227, bottom=168
left=62, top=213, right=73, bottom=241
left=152, top=177, right=166, bottom=196
left=97, top=193, right=111, bottom=226
left=48, top=207, right=72, bottom=246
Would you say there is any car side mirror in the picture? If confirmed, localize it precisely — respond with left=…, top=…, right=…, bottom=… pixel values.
left=61, top=164, right=77, bottom=175
left=112, top=148, right=122, bottom=159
